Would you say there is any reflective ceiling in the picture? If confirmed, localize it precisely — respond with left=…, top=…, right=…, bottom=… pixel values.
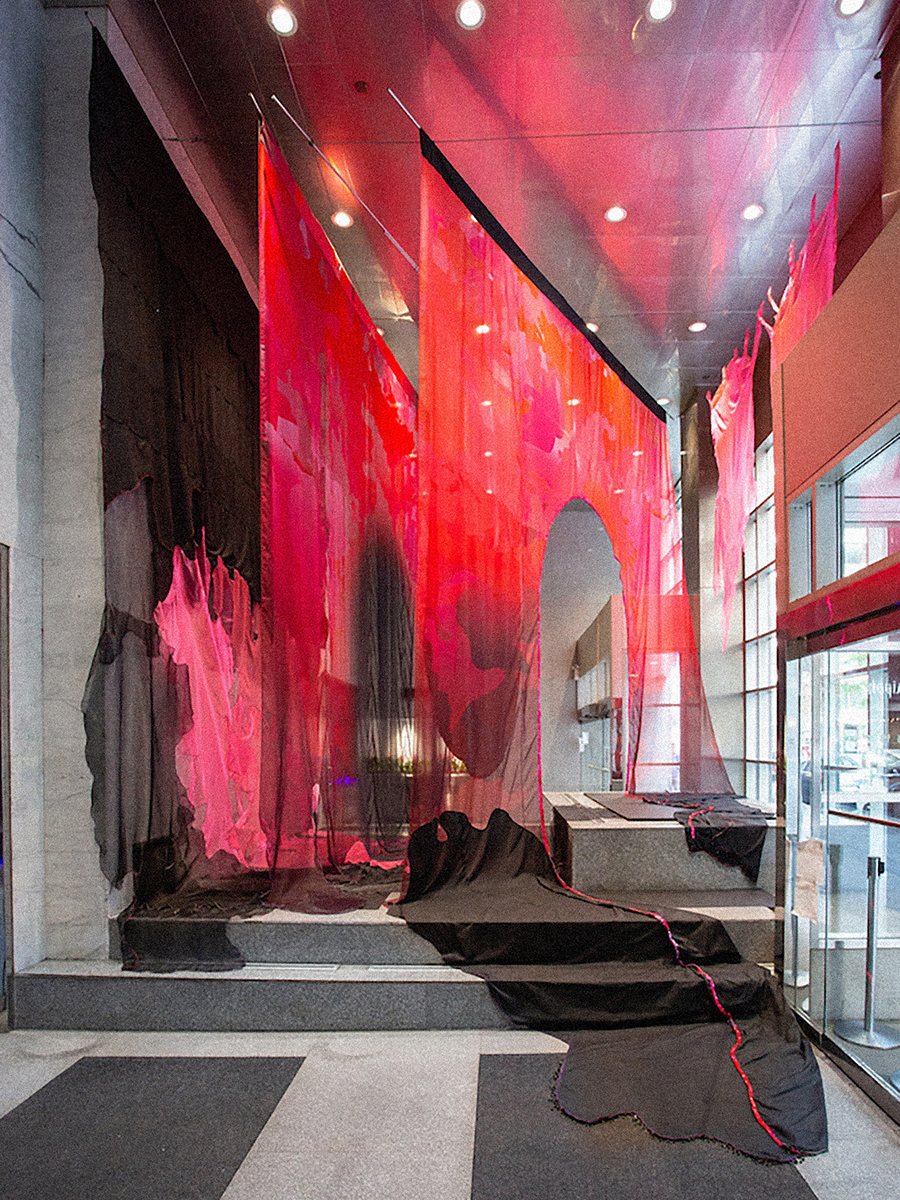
left=111, top=0, right=897, bottom=404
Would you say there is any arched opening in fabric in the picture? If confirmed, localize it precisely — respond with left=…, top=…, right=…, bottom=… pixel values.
left=539, top=498, right=624, bottom=794
left=411, top=148, right=734, bottom=842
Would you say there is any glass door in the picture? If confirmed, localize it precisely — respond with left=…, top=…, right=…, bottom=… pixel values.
left=786, top=629, right=900, bottom=1094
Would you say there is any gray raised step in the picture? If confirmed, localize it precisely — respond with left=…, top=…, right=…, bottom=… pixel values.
left=546, top=791, right=777, bottom=895
left=112, top=905, right=446, bottom=967
left=11, top=960, right=512, bottom=1032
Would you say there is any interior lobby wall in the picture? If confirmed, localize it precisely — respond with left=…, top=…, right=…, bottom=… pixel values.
left=539, top=500, right=623, bottom=792
left=41, top=4, right=109, bottom=960
left=0, top=0, right=47, bottom=972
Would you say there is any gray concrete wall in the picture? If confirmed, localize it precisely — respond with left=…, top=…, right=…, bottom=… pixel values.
left=539, top=501, right=622, bottom=791
left=697, top=481, right=746, bottom=794
left=0, top=0, right=47, bottom=972
left=41, top=6, right=108, bottom=959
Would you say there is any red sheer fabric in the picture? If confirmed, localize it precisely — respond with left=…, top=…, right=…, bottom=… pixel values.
left=414, top=151, right=732, bottom=834
left=155, top=541, right=266, bottom=869
left=767, top=146, right=840, bottom=376
left=258, top=126, right=417, bottom=889
left=708, top=318, right=762, bottom=649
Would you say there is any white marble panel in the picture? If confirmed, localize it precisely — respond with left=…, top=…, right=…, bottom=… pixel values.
left=40, top=7, right=109, bottom=963
left=1, top=0, right=47, bottom=973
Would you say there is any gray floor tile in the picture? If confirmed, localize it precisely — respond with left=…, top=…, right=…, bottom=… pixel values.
left=222, top=1035, right=479, bottom=1200
left=797, top=1052, right=900, bottom=1199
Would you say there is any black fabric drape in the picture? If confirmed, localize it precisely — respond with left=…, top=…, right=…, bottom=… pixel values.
left=85, top=32, right=259, bottom=894
left=89, top=30, right=259, bottom=602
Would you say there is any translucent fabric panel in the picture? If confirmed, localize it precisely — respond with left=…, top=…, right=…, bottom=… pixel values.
left=155, top=541, right=266, bottom=870
left=708, top=319, right=761, bottom=648
left=767, top=147, right=839, bottom=377
left=259, top=126, right=417, bottom=894
left=414, top=138, right=732, bottom=832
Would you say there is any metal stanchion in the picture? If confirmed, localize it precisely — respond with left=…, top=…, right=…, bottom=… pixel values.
left=834, top=856, right=900, bottom=1050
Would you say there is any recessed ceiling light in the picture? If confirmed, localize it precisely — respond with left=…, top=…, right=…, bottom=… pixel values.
left=585, top=321, right=599, bottom=333
left=658, top=396, right=671, bottom=406
left=475, top=323, right=490, bottom=334
left=484, top=450, right=493, bottom=457
left=481, top=400, right=492, bottom=407
left=486, top=488, right=494, bottom=494
left=604, top=205, right=628, bottom=223
left=375, top=327, right=385, bottom=336
left=456, top=0, right=486, bottom=30
left=568, top=398, right=581, bottom=406
left=742, top=202, right=765, bottom=221
left=688, top=320, right=707, bottom=333
left=647, top=0, right=676, bottom=22
left=613, top=488, right=624, bottom=494
left=632, top=450, right=644, bottom=457
left=331, top=210, right=353, bottom=228
left=267, top=5, right=298, bottom=36
left=837, top=0, right=866, bottom=16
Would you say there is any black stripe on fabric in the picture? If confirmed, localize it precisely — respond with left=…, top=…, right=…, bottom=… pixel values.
left=419, top=129, right=666, bottom=423
left=0, top=1056, right=302, bottom=1200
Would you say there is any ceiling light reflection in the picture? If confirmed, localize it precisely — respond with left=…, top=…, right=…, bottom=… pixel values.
left=688, top=320, right=707, bottom=333
left=604, top=205, right=628, bottom=223
left=585, top=322, right=599, bottom=333
left=837, top=0, right=866, bottom=15
left=267, top=5, right=298, bottom=36
left=475, top=323, right=490, bottom=334
left=647, top=0, right=676, bottom=22
left=331, top=210, right=353, bottom=228
left=742, top=202, right=765, bottom=221
left=456, top=0, right=486, bottom=29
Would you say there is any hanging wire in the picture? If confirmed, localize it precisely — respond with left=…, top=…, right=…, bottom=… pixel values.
left=270, top=94, right=419, bottom=273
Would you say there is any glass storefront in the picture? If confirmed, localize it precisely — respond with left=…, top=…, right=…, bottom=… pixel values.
left=785, top=628, right=900, bottom=1095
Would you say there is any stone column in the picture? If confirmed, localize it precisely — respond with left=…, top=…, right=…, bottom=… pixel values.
left=41, top=4, right=109, bottom=960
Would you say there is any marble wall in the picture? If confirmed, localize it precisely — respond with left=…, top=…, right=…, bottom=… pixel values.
left=0, top=0, right=47, bottom=973
left=41, top=6, right=109, bottom=961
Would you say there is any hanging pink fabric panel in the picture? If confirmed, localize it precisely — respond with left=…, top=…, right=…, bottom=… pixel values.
left=155, top=541, right=266, bottom=870
left=258, top=125, right=417, bottom=889
left=708, top=318, right=762, bottom=649
left=414, top=133, right=732, bottom=834
left=768, top=146, right=840, bottom=378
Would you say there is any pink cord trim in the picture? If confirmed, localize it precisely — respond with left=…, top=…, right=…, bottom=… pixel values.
left=537, top=791, right=799, bottom=1156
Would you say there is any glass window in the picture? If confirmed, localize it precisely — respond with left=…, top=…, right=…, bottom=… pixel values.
left=744, top=437, right=776, bottom=812
left=788, top=487, right=813, bottom=601
left=800, top=410, right=900, bottom=597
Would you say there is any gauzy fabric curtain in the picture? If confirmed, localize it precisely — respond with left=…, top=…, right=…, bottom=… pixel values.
left=767, top=146, right=840, bottom=377
left=413, top=134, right=733, bottom=837
left=258, top=126, right=418, bottom=908
left=708, top=319, right=762, bottom=650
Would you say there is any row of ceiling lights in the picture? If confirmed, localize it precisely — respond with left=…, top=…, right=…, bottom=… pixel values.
left=268, top=1, right=871, bottom=39
left=266, top=0, right=867, bottom=404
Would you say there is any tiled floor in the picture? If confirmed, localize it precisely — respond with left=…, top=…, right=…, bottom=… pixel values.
left=0, top=1024, right=897, bottom=1199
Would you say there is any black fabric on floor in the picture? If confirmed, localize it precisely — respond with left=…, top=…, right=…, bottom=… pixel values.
left=674, top=808, right=768, bottom=883
left=637, top=793, right=769, bottom=883
left=472, top=1054, right=819, bottom=1200
left=0, top=1056, right=301, bottom=1200
left=399, top=808, right=827, bottom=1163
left=469, top=960, right=773, bottom=1029
left=556, top=1010, right=827, bottom=1162
left=396, top=809, right=741, bottom=966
